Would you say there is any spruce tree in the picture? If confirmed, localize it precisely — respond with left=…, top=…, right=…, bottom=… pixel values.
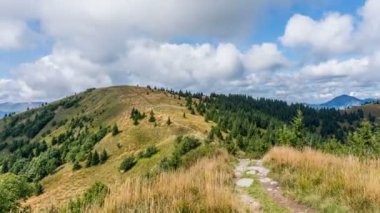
left=86, top=152, right=93, bottom=167
left=149, top=110, right=156, bottom=122
left=92, top=151, right=100, bottom=166
left=112, top=124, right=119, bottom=136
left=100, top=149, right=109, bottom=164
left=167, top=117, right=172, bottom=126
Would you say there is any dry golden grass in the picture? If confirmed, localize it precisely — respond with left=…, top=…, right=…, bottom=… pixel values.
left=24, top=86, right=216, bottom=211
left=264, top=146, right=380, bottom=212
left=87, top=149, right=243, bottom=213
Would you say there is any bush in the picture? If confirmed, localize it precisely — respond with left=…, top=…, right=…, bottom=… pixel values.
left=67, top=182, right=109, bottom=212
left=72, top=161, right=82, bottom=171
left=0, top=174, right=33, bottom=212
left=33, top=182, right=44, bottom=195
left=119, top=156, right=137, bottom=172
left=159, top=153, right=181, bottom=171
left=175, top=136, right=201, bottom=156
left=138, top=145, right=158, bottom=158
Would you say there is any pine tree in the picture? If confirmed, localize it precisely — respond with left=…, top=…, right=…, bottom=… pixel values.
left=167, top=117, right=172, bottom=126
left=86, top=152, right=93, bottom=167
left=149, top=110, right=156, bottom=122
left=92, top=151, right=100, bottom=166
left=190, top=108, right=195, bottom=115
left=100, top=149, right=109, bottom=164
left=112, top=124, right=119, bottom=136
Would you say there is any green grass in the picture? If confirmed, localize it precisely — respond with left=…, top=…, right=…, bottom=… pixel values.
left=243, top=173, right=289, bottom=213
left=20, top=86, right=215, bottom=210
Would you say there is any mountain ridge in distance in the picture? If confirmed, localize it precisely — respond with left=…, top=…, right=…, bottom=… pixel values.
left=0, top=102, right=44, bottom=117
left=309, top=94, right=377, bottom=109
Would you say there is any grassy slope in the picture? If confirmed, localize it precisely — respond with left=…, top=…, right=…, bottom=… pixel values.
left=88, top=149, right=243, bottom=212
left=264, top=146, right=380, bottom=213
left=9, top=86, right=213, bottom=210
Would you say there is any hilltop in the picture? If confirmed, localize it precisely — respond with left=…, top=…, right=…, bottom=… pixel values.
left=0, top=86, right=215, bottom=211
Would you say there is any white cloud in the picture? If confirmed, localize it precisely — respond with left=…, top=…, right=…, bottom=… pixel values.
left=10, top=47, right=112, bottom=101
left=243, top=43, right=289, bottom=71
left=0, top=19, right=35, bottom=50
left=301, top=58, right=370, bottom=79
left=280, top=13, right=354, bottom=55
left=2, top=0, right=380, bottom=104
left=1, top=40, right=289, bottom=101
left=357, top=0, right=380, bottom=52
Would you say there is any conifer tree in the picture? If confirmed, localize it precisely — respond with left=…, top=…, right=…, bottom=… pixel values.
left=92, top=151, right=100, bottom=166
left=112, top=124, right=119, bottom=136
left=149, top=110, right=156, bottom=122
left=167, top=117, right=172, bottom=126
left=100, top=149, right=109, bottom=164
left=86, top=152, right=93, bottom=167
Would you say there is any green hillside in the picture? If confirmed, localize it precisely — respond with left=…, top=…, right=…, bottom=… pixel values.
left=0, top=86, right=214, bottom=211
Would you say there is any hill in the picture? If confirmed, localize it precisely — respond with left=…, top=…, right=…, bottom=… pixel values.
left=0, top=86, right=216, bottom=211
left=310, top=95, right=376, bottom=109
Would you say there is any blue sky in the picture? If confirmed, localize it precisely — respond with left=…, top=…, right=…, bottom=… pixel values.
left=0, top=0, right=379, bottom=103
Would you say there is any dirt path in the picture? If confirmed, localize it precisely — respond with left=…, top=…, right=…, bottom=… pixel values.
left=235, top=159, right=316, bottom=213
left=235, top=159, right=261, bottom=212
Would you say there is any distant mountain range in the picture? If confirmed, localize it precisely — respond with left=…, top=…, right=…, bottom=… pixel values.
left=0, top=102, right=44, bottom=117
left=309, top=95, right=377, bottom=109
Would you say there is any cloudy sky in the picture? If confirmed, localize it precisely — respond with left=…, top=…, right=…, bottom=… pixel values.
left=0, top=0, right=378, bottom=104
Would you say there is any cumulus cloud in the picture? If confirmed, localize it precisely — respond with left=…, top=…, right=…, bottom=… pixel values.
left=2, top=40, right=289, bottom=101
left=0, top=19, right=36, bottom=50
left=243, top=43, right=289, bottom=71
left=10, top=47, right=112, bottom=101
left=280, top=13, right=354, bottom=56
left=1, top=0, right=380, bottom=104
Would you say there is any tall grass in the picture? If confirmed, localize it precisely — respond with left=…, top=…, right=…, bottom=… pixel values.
left=264, top=146, right=380, bottom=212
left=87, top=149, right=243, bottom=212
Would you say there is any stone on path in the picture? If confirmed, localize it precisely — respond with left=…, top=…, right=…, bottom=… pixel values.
left=236, top=178, right=254, bottom=187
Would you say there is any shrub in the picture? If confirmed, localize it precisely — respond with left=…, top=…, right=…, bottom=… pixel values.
left=138, top=145, right=158, bottom=158
left=119, top=156, right=137, bottom=172
left=66, top=182, right=109, bottom=212
left=175, top=136, right=201, bottom=156
left=159, top=153, right=181, bottom=171
left=72, top=161, right=82, bottom=171
left=0, top=174, right=33, bottom=212
left=33, top=182, right=44, bottom=195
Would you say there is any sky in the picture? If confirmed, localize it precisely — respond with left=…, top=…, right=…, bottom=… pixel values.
left=1, top=0, right=380, bottom=104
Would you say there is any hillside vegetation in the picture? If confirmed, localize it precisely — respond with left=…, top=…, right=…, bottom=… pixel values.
left=0, top=86, right=215, bottom=211
left=0, top=85, right=379, bottom=212
left=264, top=147, right=380, bottom=212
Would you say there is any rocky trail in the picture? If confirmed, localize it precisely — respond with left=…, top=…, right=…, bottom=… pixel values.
left=235, top=159, right=316, bottom=213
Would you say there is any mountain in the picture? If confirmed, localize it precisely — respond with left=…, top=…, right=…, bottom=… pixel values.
left=0, top=86, right=215, bottom=210
left=309, top=95, right=377, bottom=109
left=0, top=102, right=44, bottom=117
